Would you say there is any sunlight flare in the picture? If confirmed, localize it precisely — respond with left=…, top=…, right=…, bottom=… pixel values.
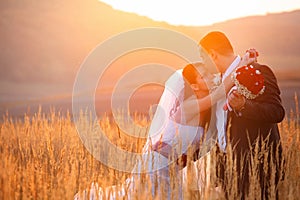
left=99, top=0, right=300, bottom=26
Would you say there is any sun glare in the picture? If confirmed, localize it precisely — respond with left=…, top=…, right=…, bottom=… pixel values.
left=99, top=0, right=300, bottom=26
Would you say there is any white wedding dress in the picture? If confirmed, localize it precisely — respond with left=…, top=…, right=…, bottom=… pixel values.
left=74, top=69, right=207, bottom=200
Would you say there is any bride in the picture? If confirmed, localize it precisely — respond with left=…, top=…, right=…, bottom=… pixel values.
left=136, top=62, right=214, bottom=199
left=74, top=50, right=257, bottom=200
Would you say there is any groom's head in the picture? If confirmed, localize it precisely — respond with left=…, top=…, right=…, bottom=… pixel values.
left=199, top=31, right=233, bottom=55
left=199, top=31, right=235, bottom=73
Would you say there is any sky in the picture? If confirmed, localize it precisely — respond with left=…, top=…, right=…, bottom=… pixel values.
left=99, top=0, right=300, bottom=26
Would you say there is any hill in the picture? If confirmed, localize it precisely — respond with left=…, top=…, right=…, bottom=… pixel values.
left=0, top=0, right=299, bottom=116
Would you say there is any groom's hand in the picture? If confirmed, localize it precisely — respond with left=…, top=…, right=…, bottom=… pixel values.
left=228, top=90, right=246, bottom=111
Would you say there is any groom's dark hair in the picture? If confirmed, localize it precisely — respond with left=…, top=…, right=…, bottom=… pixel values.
left=199, top=31, right=234, bottom=56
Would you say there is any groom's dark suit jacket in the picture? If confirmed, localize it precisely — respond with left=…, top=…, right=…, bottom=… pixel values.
left=226, top=62, right=285, bottom=199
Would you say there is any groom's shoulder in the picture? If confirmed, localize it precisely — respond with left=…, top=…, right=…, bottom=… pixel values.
left=252, top=62, right=276, bottom=77
left=252, top=62, right=270, bottom=69
left=252, top=62, right=280, bottom=87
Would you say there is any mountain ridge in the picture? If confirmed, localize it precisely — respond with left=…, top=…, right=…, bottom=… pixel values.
left=0, top=0, right=299, bottom=115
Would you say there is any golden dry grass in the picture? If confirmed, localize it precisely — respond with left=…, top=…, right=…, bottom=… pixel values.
left=0, top=104, right=299, bottom=199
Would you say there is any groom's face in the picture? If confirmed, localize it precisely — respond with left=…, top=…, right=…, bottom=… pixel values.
left=199, top=45, right=218, bottom=74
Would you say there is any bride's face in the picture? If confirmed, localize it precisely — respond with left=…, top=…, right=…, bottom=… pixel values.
left=193, top=74, right=209, bottom=98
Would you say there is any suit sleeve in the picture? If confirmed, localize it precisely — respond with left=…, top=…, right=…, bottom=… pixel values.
left=239, top=64, right=285, bottom=123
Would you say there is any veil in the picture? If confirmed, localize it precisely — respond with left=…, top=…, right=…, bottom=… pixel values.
left=144, top=69, right=185, bottom=152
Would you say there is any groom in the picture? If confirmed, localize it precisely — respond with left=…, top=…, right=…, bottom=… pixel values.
left=199, top=31, right=285, bottom=199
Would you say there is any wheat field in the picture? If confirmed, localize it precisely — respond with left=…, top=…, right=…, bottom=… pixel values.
left=0, top=101, right=299, bottom=199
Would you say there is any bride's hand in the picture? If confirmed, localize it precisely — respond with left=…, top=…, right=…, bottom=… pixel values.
left=239, top=48, right=259, bottom=66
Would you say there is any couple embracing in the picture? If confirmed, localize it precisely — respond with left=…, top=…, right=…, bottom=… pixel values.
left=139, top=31, right=285, bottom=200
left=75, top=31, right=285, bottom=200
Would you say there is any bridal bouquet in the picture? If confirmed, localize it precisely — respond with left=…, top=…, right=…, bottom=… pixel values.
left=231, top=65, right=265, bottom=99
left=224, top=65, right=265, bottom=111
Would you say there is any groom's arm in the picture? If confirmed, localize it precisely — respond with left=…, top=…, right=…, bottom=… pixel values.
left=229, top=64, right=285, bottom=123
